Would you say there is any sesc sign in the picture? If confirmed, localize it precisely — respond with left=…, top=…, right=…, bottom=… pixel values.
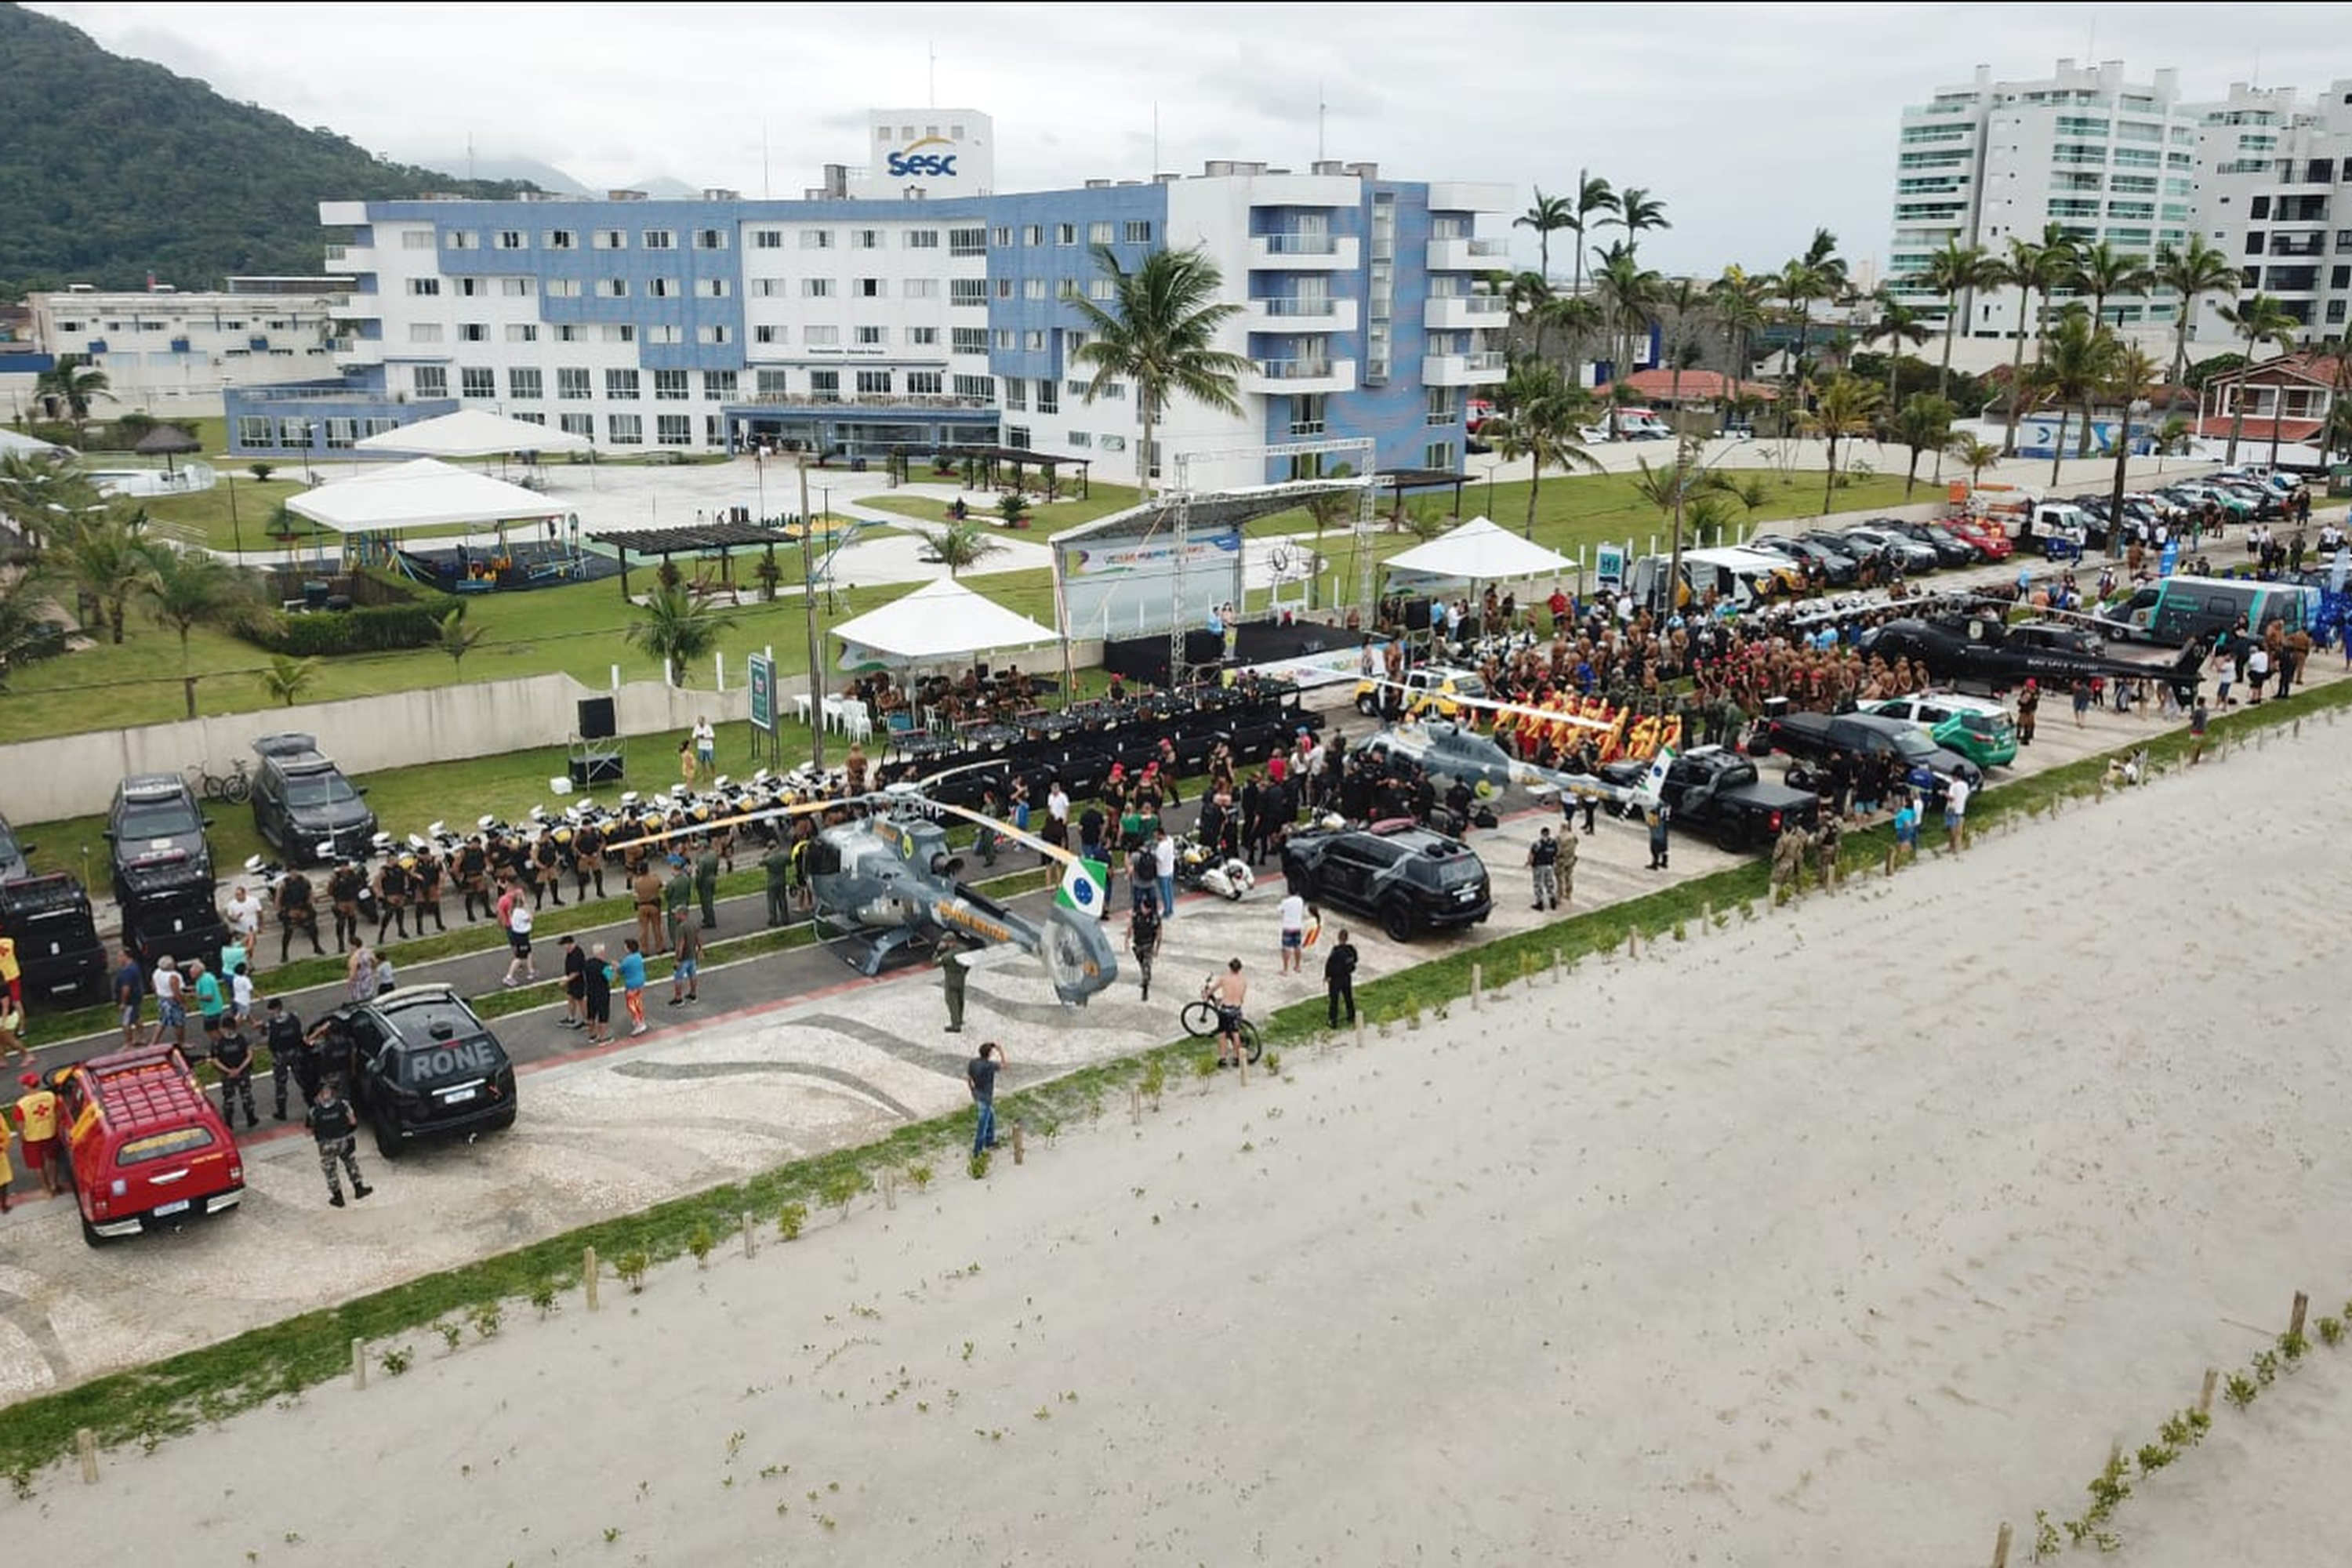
left=885, top=136, right=958, bottom=179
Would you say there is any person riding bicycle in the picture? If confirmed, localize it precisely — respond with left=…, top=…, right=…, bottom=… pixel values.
left=1205, top=956, right=1247, bottom=1069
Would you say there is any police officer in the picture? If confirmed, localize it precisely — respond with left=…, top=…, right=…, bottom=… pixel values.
left=1323, top=924, right=1358, bottom=1026
left=939, top=938, right=969, bottom=1033
left=326, top=859, right=365, bottom=953
left=533, top=832, right=565, bottom=909
left=572, top=818, right=607, bottom=902
left=212, top=1012, right=259, bottom=1128
left=305, top=1080, right=371, bottom=1207
left=665, top=855, right=695, bottom=944
left=1555, top=818, right=1578, bottom=906
left=412, top=847, right=447, bottom=933
left=374, top=854, right=411, bottom=944
left=761, top=837, right=793, bottom=927
left=275, top=866, right=323, bottom=963
left=263, top=997, right=315, bottom=1120
left=306, top=1012, right=359, bottom=1098
left=1528, top=826, right=1562, bottom=911
left=695, top=838, right=722, bottom=930
left=458, top=835, right=491, bottom=922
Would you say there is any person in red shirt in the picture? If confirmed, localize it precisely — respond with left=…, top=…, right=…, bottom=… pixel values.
left=13, top=1070, right=61, bottom=1197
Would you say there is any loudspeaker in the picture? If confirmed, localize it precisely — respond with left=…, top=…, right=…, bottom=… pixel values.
left=577, top=697, right=617, bottom=740
left=569, top=754, right=624, bottom=786
left=1182, top=630, right=1225, bottom=667
left=1403, top=597, right=1435, bottom=631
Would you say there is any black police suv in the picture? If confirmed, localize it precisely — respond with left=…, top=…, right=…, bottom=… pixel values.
left=328, top=984, right=519, bottom=1158
left=250, top=733, right=377, bottom=865
left=106, top=775, right=227, bottom=970
left=1281, top=822, right=1493, bottom=943
left=0, top=873, right=107, bottom=1005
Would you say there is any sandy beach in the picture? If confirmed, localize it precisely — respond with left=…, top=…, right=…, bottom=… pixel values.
left=8, top=711, right=2351, bottom=1564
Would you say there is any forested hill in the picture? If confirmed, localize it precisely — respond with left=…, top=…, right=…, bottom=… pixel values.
left=0, top=4, right=532, bottom=296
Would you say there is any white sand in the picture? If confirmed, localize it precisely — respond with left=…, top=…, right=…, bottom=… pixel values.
left=9, top=713, right=2352, bottom=1564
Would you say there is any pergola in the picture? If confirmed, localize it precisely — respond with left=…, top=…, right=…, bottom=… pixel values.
left=915, top=443, right=1094, bottom=499
left=1377, top=466, right=1469, bottom=517
left=132, top=423, right=201, bottom=476
left=589, top=520, right=797, bottom=601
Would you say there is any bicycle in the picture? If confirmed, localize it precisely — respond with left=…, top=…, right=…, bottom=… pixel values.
left=1179, top=980, right=1262, bottom=1064
left=189, top=757, right=252, bottom=805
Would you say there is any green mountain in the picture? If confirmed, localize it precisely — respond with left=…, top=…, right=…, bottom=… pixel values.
left=0, top=3, right=531, bottom=297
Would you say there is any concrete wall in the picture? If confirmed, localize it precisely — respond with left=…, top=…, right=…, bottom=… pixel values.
left=0, top=672, right=749, bottom=824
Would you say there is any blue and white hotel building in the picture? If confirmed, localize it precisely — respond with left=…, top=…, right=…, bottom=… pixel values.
left=227, top=110, right=1512, bottom=489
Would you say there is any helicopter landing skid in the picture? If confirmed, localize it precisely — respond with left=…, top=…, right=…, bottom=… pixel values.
left=825, top=923, right=938, bottom=978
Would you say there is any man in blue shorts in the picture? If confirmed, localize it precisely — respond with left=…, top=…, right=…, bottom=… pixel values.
left=669, top=917, right=702, bottom=1007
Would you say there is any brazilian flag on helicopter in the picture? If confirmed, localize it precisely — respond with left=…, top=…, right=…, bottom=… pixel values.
left=1055, top=856, right=1109, bottom=916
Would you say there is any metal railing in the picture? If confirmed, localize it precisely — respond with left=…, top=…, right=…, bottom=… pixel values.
left=1262, top=232, right=1339, bottom=255
left=1252, top=358, right=1335, bottom=380
left=1258, top=297, right=1338, bottom=316
left=738, top=392, right=994, bottom=409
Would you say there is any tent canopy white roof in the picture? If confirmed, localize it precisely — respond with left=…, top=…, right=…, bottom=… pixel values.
left=830, top=578, right=1059, bottom=668
left=1382, top=515, right=1574, bottom=583
left=0, top=429, right=64, bottom=459
left=353, top=408, right=592, bottom=457
left=285, top=457, right=562, bottom=535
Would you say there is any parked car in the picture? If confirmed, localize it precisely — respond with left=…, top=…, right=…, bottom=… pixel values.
left=1751, top=710, right=1983, bottom=803
left=1751, top=535, right=1859, bottom=586
left=1280, top=822, right=1493, bottom=942
left=1842, top=526, right=1940, bottom=575
left=1885, top=519, right=1979, bottom=566
left=1589, top=745, right=1821, bottom=851
left=106, top=775, right=227, bottom=971
left=0, top=873, right=109, bottom=1006
left=49, top=1043, right=244, bottom=1247
left=324, top=984, right=520, bottom=1159
left=1797, top=531, right=1868, bottom=566
left=1860, top=693, right=2020, bottom=770
left=1352, top=664, right=1486, bottom=721
left=250, top=733, right=378, bottom=865
left=1939, top=517, right=2013, bottom=561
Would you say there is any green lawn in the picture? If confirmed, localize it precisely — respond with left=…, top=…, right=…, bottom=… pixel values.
left=861, top=480, right=1142, bottom=531
left=135, top=476, right=325, bottom=552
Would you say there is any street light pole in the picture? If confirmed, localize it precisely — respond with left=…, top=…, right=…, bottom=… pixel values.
left=798, top=456, right=824, bottom=771
left=226, top=472, right=243, bottom=558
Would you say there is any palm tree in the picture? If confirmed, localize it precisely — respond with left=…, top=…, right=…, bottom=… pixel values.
left=1607, top=187, right=1671, bottom=252
left=1947, top=433, right=2001, bottom=488
left=2153, top=234, right=2241, bottom=390
left=0, top=562, right=66, bottom=690
left=0, top=454, right=103, bottom=552
left=1995, top=231, right=2071, bottom=455
left=1504, top=270, right=1557, bottom=359
left=45, top=503, right=147, bottom=643
left=1628, top=438, right=1733, bottom=614
left=1563, top=172, right=1619, bottom=303
left=1922, top=240, right=2000, bottom=401
left=931, top=518, right=1005, bottom=576
left=1891, top=394, right=1957, bottom=496
left=33, top=354, right=112, bottom=433
left=1483, top=357, right=1600, bottom=537
left=2025, top=312, right=2118, bottom=484
left=1860, top=290, right=1933, bottom=411
left=1708, top=268, right=1771, bottom=435
left=1773, top=231, right=1846, bottom=437
left=258, top=653, right=322, bottom=708
left=2216, top=292, right=2298, bottom=465
left=1534, top=292, right=1603, bottom=368
left=1069, top=243, right=1253, bottom=499
left=135, top=540, right=252, bottom=718
left=1806, top=375, right=1883, bottom=512
left=2071, top=241, right=2154, bottom=333
left=1514, top=189, right=1575, bottom=281
left=626, top=583, right=734, bottom=687
left=1658, top=278, right=1708, bottom=420
left=2103, top=345, right=2164, bottom=535
left=2027, top=222, right=2082, bottom=359
left=1590, top=243, right=1661, bottom=437
left=437, top=605, right=489, bottom=671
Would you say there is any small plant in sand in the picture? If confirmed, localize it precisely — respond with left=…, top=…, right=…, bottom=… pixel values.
left=817, top=1168, right=869, bottom=1216
left=435, top=1320, right=463, bottom=1352
left=2031, top=1511, right=2061, bottom=1562
left=379, top=1345, right=414, bottom=1377
left=777, top=1202, right=808, bottom=1241
left=2278, top=1329, right=2310, bottom=1367
left=968, top=1150, right=991, bottom=1180
left=2318, top=1316, right=2344, bottom=1348
left=688, top=1223, right=716, bottom=1268
left=1192, top=1052, right=1219, bottom=1080
left=1671, top=919, right=1688, bottom=942
left=2223, top=1373, right=2259, bottom=1410
left=469, top=1301, right=503, bottom=1340
left=1139, top=1058, right=1168, bottom=1109
left=906, top=1162, right=935, bottom=1192
left=1263, top=1050, right=1281, bottom=1076
left=7, top=1466, right=33, bottom=1501
left=2136, top=1442, right=2174, bottom=1476
left=615, top=1250, right=651, bottom=1293
left=529, top=1279, right=560, bottom=1318
left=2251, top=1348, right=2279, bottom=1386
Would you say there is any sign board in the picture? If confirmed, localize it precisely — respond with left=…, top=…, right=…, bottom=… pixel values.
left=1595, top=544, right=1627, bottom=590
left=747, top=653, right=776, bottom=735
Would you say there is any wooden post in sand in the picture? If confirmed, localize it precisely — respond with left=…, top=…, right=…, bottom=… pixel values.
left=2291, top=1290, right=2310, bottom=1340
left=1012, top=1123, right=1026, bottom=1166
left=1471, top=963, right=1483, bottom=1010
left=583, top=1246, right=601, bottom=1312
left=2198, top=1367, right=2218, bottom=1415
left=741, top=1211, right=757, bottom=1258
left=1237, top=1054, right=1248, bottom=1086
left=1990, top=1520, right=2012, bottom=1567
left=351, top=1338, right=367, bottom=1391
left=1625, top=928, right=1639, bottom=959
left=1553, top=948, right=1565, bottom=984
left=881, top=1170, right=897, bottom=1210
left=1130, top=1086, right=1142, bottom=1123
left=1354, top=1014, right=1365, bottom=1049
left=76, top=1428, right=96, bottom=1485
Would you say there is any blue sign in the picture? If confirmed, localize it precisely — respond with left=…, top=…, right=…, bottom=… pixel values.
left=885, top=138, right=958, bottom=178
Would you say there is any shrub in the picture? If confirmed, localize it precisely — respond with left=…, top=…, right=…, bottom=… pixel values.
left=906, top=1163, right=934, bottom=1192
left=2318, top=1316, right=2344, bottom=1348
left=968, top=1150, right=990, bottom=1180
left=2223, top=1373, right=2259, bottom=1409
left=687, top=1223, right=715, bottom=1268
left=468, top=1301, right=503, bottom=1339
left=378, top=1345, right=414, bottom=1377
left=615, top=1250, right=650, bottom=1293
left=528, top=1279, right=559, bottom=1318
left=776, top=1202, right=807, bottom=1241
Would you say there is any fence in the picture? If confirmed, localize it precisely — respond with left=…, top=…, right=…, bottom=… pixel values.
left=0, top=671, right=750, bottom=822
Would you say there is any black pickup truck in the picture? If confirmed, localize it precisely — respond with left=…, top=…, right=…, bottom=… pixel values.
left=1751, top=710, right=1983, bottom=805
left=1598, top=745, right=1820, bottom=851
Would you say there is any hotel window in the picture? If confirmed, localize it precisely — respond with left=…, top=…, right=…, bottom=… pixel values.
left=459, top=322, right=488, bottom=342
left=1024, top=329, right=1047, bottom=350
left=1089, top=278, right=1113, bottom=300
left=702, top=370, right=737, bottom=398
left=1065, top=430, right=1091, bottom=448
left=555, top=324, right=586, bottom=342
left=992, top=226, right=1012, bottom=247
left=908, top=325, right=939, bottom=346
left=950, top=279, right=988, bottom=306
left=644, top=229, right=674, bottom=249
left=801, top=229, right=833, bottom=249
left=952, top=327, right=987, bottom=353
left=952, top=374, right=993, bottom=398
left=906, top=229, right=941, bottom=249
left=512, top=411, right=544, bottom=426
left=858, top=278, right=885, bottom=298
left=444, top=230, right=478, bottom=250
left=648, top=278, right=678, bottom=298
left=500, top=277, right=533, bottom=297
left=1123, top=221, right=1152, bottom=243
left=856, top=369, right=893, bottom=395
left=546, top=278, right=581, bottom=298
left=948, top=227, right=986, bottom=256
left=546, top=229, right=576, bottom=249
left=1024, top=278, right=1047, bottom=299
left=606, top=368, right=641, bottom=400
left=407, top=278, right=441, bottom=296
left=695, top=278, right=731, bottom=298
left=757, top=369, right=789, bottom=394
left=993, top=329, right=1014, bottom=349
left=412, top=365, right=448, bottom=397
left=1023, top=224, right=1043, bottom=246
left=504, top=322, right=538, bottom=344
left=804, top=278, right=835, bottom=298
left=1424, top=441, right=1455, bottom=470
left=856, top=325, right=887, bottom=346
left=907, top=371, right=942, bottom=394
left=602, top=324, right=637, bottom=343
left=1089, top=221, right=1113, bottom=245
left=557, top=368, right=592, bottom=399
left=648, top=325, right=683, bottom=344
left=855, top=228, right=882, bottom=249
left=1058, top=278, right=1080, bottom=300
left=754, top=325, right=782, bottom=344
left=655, top=369, right=689, bottom=400
left=408, top=322, right=443, bottom=343
left=1036, top=380, right=1058, bottom=415
left=994, top=278, right=1014, bottom=299
left=325, top=418, right=357, bottom=448
left=695, top=228, right=728, bottom=250
left=559, top=412, right=593, bottom=437
left=1056, top=223, right=1076, bottom=246
left=592, top=229, right=627, bottom=249
left=804, top=325, right=840, bottom=346
left=495, top=230, right=526, bottom=250
left=608, top=412, right=642, bottom=445
left=1004, top=377, right=1027, bottom=411
left=696, top=325, right=732, bottom=343
left=236, top=416, right=273, bottom=447
left=456, top=277, right=486, bottom=297
left=902, top=278, right=938, bottom=299
left=460, top=366, right=495, bottom=398
left=399, top=228, right=435, bottom=249
left=1005, top=424, right=1031, bottom=448
left=753, top=229, right=782, bottom=249
left=509, top=367, right=543, bottom=400
left=597, top=278, right=629, bottom=298
left=657, top=414, right=691, bottom=445
left=753, top=278, right=786, bottom=296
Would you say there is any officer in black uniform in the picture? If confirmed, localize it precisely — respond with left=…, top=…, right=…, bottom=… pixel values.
left=572, top=820, right=608, bottom=902
left=457, top=836, right=491, bottom=922
left=305, top=1081, right=371, bottom=1207
left=275, top=867, right=323, bottom=963
left=306, top=1011, right=360, bottom=1098
left=212, top=1014, right=259, bottom=1128
left=411, top=848, right=447, bottom=933
left=374, top=855, right=411, bottom=944
left=264, top=997, right=317, bottom=1120
left=326, top=860, right=365, bottom=953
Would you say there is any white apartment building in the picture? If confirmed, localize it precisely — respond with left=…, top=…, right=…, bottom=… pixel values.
left=24, top=279, right=352, bottom=415
left=2188, top=79, right=2352, bottom=343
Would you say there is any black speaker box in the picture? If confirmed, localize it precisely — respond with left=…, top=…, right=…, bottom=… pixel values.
left=577, top=696, right=617, bottom=739
left=569, top=754, right=624, bottom=786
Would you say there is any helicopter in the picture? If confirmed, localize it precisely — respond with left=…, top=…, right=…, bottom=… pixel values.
left=1856, top=610, right=2209, bottom=698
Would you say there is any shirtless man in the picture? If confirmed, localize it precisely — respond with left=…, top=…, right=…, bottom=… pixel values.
left=1207, top=956, right=1248, bottom=1069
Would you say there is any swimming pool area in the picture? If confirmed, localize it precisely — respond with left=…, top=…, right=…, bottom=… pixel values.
left=90, top=461, right=216, bottom=497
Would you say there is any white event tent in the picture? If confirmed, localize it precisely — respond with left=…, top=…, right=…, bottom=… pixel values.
left=830, top=578, right=1060, bottom=670
left=353, top=408, right=593, bottom=458
left=0, top=429, right=64, bottom=459
left=286, top=457, right=561, bottom=534
left=1381, top=515, right=1575, bottom=586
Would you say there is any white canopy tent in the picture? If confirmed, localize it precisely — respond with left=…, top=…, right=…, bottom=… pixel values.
left=286, top=457, right=562, bottom=535
left=830, top=578, right=1060, bottom=670
left=0, top=429, right=64, bottom=459
left=1382, top=515, right=1575, bottom=586
left=353, top=408, right=593, bottom=458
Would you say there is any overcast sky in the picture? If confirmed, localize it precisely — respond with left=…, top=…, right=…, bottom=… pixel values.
left=35, top=2, right=2352, bottom=277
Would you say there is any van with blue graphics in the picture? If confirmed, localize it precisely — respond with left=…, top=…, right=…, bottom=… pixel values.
left=2093, top=574, right=2314, bottom=647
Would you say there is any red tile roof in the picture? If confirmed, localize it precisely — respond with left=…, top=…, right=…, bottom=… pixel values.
left=1617, top=368, right=1779, bottom=404
left=2192, top=415, right=2324, bottom=441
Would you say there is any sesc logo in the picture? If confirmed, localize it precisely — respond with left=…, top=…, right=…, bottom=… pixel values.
left=885, top=136, right=958, bottom=179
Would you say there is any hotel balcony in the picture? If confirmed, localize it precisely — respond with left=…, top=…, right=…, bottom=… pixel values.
left=1424, top=294, right=1509, bottom=331
left=1240, top=356, right=1357, bottom=394
left=1426, top=236, right=1509, bottom=271
left=1421, top=350, right=1508, bottom=387
left=1242, top=296, right=1360, bottom=332
left=1247, top=233, right=1360, bottom=270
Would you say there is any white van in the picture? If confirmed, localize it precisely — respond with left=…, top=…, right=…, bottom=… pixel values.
left=1625, top=547, right=1795, bottom=614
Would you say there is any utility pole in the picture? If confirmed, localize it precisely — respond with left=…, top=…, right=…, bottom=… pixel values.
left=798, top=456, right=824, bottom=771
